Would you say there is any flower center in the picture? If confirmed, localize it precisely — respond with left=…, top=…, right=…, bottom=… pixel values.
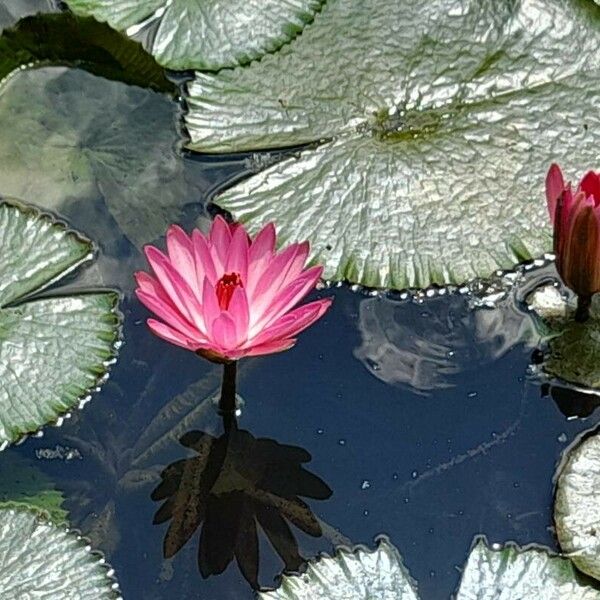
left=215, top=272, right=243, bottom=310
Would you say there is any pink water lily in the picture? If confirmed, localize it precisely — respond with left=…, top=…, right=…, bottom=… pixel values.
left=135, top=217, right=332, bottom=362
left=546, top=163, right=600, bottom=320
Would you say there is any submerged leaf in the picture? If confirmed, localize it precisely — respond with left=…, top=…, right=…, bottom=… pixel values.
left=187, top=0, right=600, bottom=289
left=258, top=538, right=418, bottom=600
left=456, top=539, right=600, bottom=599
left=0, top=508, right=120, bottom=599
left=0, top=67, right=202, bottom=256
left=0, top=200, right=120, bottom=448
left=63, top=0, right=325, bottom=70
left=555, top=430, right=600, bottom=581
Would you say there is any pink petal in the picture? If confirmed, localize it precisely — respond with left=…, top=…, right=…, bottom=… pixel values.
left=248, top=242, right=309, bottom=311
left=145, top=246, right=205, bottom=333
left=579, top=171, right=600, bottom=207
left=227, top=286, right=250, bottom=343
left=147, top=319, right=198, bottom=351
left=135, top=272, right=170, bottom=301
left=249, top=266, right=323, bottom=336
left=239, top=338, right=297, bottom=358
left=247, top=223, right=276, bottom=291
left=201, top=278, right=222, bottom=338
left=136, top=289, right=206, bottom=343
left=226, top=225, right=250, bottom=283
left=546, top=163, right=565, bottom=222
left=209, top=216, right=232, bottom=273
left=249, top=298, right=332, bottom=346
left=211, top=313, right=238, bottom=351
left=192, top=229, right=217, bottom=286
left=166, top=225, right=197, bottom=289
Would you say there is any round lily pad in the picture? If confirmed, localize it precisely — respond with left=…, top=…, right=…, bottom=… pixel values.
left=555, top=431, right=600, bottom=581
left=0, top=199, right=121, bottom=448
left=186, top=0, right=600, bottom=289
left=0, top=507, right=120, bottom=599
left=63, top=0, right=325, bottom=70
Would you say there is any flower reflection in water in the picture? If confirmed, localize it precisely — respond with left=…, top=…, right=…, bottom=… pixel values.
left=151, top=415, right=332, bottom=589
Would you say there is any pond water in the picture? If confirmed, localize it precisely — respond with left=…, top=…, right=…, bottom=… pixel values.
left=1, top=2, right=600, bottom=599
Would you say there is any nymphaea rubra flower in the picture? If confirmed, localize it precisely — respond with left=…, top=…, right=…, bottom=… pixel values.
left=135, top=217, right=332, bottom=362
left=546, top=163, right=600, bottom=320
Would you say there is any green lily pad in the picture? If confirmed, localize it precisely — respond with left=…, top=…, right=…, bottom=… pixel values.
left=456, top=539, right=600, bottom=599
left=0, top=507, right=120, bottom=599
left=526, top=286, right=600, bottom=389
left=0, top=199, right=120, bottom=448
left=0, top=12, right=174, bottom=93
left=63, top=0, right=325, bottom=71
left=0, top=66, right=200, bottom=254
left=0, top=453, right=68, bottom=524
left=259, top=537, right=419, bottom=600
left=186, top=0, right=600, bottom=289
left=555, top=430, right=600, bottom=581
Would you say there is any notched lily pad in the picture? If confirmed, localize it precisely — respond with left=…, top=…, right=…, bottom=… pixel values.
left=0, top=507, right=120, bottom=599
left=0, top=199, right=121, bottom=448
left=555, top=430, right=600, bottom=581
left=187, top=0, right=600, bottom=289
left=456, top=539, right=600, bottom=599
left=258, top=537, right=419, bottom=600
left=63, top=0, right=325, bottom=71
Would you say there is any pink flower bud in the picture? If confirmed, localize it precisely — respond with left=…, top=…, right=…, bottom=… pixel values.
left=546, top=164, right=600, bottom=300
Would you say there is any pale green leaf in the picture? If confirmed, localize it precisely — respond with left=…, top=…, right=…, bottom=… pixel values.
left=0, top=452, right=68, bottom=524
left=258, top=538, right=419, bottom=600
left=0, top=200, right=121, bottom=448
left=0, top=508, right=120, bottom=599
left=63, top=0, right=325, bottom=70
left=555, top=430, right=600, bottom=581
left=456, top=540, right=600, bottom=599
left=187, top=0, right=600, bottom=288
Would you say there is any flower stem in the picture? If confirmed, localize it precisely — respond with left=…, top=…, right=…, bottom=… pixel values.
left=575, top=295, right=592, bottom=323
left=219, top=361, right=238, bottom=413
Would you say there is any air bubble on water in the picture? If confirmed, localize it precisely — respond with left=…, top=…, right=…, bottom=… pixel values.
left=392, top=472, right=399, bottom=480
left=492, top=543, right=502, bottom=550
left=363, top=509, right=370, bottom=516
left=411, top=470, right=418, bottom=479
left=338, top=439, right=346, bottom=446
left=429, top=571, right=436, bottom=578
left=447, top=350, right=455, bottom=358
left=361, top=480, right=371, bottom=490
left=513, top=482, right=520, bottom=488
left=467, top=391, right=477, bottom=398
left=316, top=428, right=324, bottom=435
left=558, top=433, right=568, bottom=443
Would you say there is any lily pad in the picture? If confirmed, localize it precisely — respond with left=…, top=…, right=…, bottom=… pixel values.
left=526, top=286, right=600, bottom=389
left=187, top=0, right=600, bottom=289
left=63, top=0, right=325, bottom=71
left=258, top=537, right=418, bottom=600
left=0, top=12, right=174, bottom=92
left=0, top=199, right=120, bottom=448
left=0, top=66, right=201, bottom=254
left=555, top=430, right=600, bottom=581
left=0, top=453, right=68, bottom=524
left=0, top=507, right=120, bottom=599
left=456, top=539, right=600, bottom=599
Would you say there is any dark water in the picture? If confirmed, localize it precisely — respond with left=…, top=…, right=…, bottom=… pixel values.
left=1, top=3, right=600, bottom=599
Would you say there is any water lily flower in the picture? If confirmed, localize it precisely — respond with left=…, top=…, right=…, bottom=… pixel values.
left=546, top=163, right=600, bottom=321
left=135, top=217, right=332, bottom=362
